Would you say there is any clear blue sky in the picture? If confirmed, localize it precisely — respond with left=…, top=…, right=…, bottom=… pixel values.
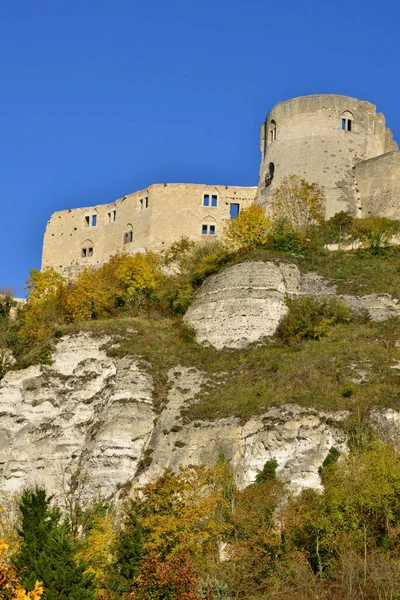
left=1, top=0, right=399, bottom=295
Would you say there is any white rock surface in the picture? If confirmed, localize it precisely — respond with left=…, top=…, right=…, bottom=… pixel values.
left=0, top=334, right=350, bottom=500
left=184, top=261, right=301, bottom=349
left=185, top=261, right=400, bottom=349
left=0, top=334, right=154, bottom=501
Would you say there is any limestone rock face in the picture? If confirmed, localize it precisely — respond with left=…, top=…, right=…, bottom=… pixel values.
left=185, top=261, right=400, bottom=349
left=184, top=261, right=301, bottom=350
left=0, top=334, right=351, bottom=500
left=0, top=334, right=154, bottom=501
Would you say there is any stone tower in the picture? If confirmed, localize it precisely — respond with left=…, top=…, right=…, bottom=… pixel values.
left=256, top=94, right=397, bottom=218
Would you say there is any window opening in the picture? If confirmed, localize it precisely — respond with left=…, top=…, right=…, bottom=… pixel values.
left=341, top=112, right=354, bottom=132
left=145, top=196, right=149, bottom=208
left=211, top=194, right=218, bottom=207
left=209, top=225, right=215, bottom=235
left=202, top=224, right=208, bottom=234
left=203, top=194, right=210, bottom=207
left=265, top=162, right=275, bottom=188
left=81, top=242, right=94, bottom=258
left=139, top=198, right=143, bottom=209
left=123, top=226, right=133, bottom=244
left=230, top=203, right=240, bottom=219
left=269, top=119, right=277, bottom=143
left=91, top=215, right=97, bottom=227
left=84, top=216, right=90, bottom=227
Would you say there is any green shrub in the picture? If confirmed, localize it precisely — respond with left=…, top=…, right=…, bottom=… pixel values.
left=270, top=220, right=306, bottom=253
left=191, top=249, right=233, bottom=286
left=277, top=296, right=354, bottom=341
left=354, top=217, right=400, bottom=252
left=325, top=211, right=355, bottom=245
left=318, top=446, right=340, bottom=478
left=255, top=459, right=278, bottom=484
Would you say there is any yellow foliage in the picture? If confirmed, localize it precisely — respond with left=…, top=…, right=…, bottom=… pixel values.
left=111, top=252, right=162, bottom=302
left=18, top=269, right=66, bottom=346
left=354, top=216, right=400, bottom=250
left=24, top=268, right=65, bottom=304
left=138, top=465, right=230, bottom=564
left=61, top=267, right=118, bottom=321
left=270, top=174, right=325, bottom=233
left=224, top=205, right=272, bottom=250
left=77, top=514, right=116, bottom=598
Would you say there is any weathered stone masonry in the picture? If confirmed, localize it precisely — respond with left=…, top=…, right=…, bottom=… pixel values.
left=42, top=94, right=400, bottom=275
left=42, top=183, right=256, bottom=275
left=256, top=94, right=399, bottom=219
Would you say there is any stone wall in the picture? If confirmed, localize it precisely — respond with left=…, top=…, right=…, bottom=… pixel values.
left=41, top=183, right=256, bottom=275
left=355, top=151, right=400, bottom=219
left=256, top=94, right=398, bottom=219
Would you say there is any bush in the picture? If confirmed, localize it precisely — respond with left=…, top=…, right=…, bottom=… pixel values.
left=277, top=296, right=354, bottom=342
left=224, top=205, right=272, bottom=250
left=354, top=216, right=400, bottom=252
left=270, top=175, right=325, bottom=235
left=270, top=219, right=306, bottom=253
left=325, top=211, right=355, bottom=245
left=191, top=248, right=232, bottom=286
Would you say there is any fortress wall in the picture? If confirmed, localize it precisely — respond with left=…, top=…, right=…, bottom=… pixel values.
left=41, top=188, right=153, bottom=275
left=355, top=151, right=400, bottom=219
left=257, top=95, right=397, bottom=219
left=42, top=184, right=256, bottom=275
left=149, top=184, right=256, bottom=250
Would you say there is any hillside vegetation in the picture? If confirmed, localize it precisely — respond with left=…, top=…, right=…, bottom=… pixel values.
left=1, top=201, right=400, bottom=428
left=1, top=185, right=400, bottom=598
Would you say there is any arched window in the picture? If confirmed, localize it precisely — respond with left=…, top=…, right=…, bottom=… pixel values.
left=265, top=162, right=275, bottom=187
left=202, top=187, right=218, bottom=208
left=201, top=216, right=216, bottom=236
left=123, top=224, right=133, bottom=245
left=81, top=240, right=94, bottom=258
left=341, top=111, right=354, bottom=132
left=269, top=119, right=277, bottom=143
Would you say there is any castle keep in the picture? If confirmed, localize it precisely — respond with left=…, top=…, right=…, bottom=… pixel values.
left=42, top=94, right=400, bottom=274
left=257, top=95, right=399, bottom=218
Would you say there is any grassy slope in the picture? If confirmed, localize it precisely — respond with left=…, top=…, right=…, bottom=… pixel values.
left=61, top=248, right=400, bottom=425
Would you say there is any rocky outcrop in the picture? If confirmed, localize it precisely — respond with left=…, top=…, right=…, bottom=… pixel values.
left=0, top=333, right=348, bottom=501
left=184, top=261, right=301, bottom=350
left=185, top=261, right=400, bottom=349
left=0, top=334, right=154, bottom=501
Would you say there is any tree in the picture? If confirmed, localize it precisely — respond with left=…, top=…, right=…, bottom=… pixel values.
left=0, top=290, right=17, bottom=379
left=270, top=175, right=325, bottom=235
left=14, top=488, right=96, bottom=600
left=325, top=211, right=355, bottom=246
left=77, top=514, right=116, bottom=598
left=224, top=205, right=272, bottom=250
left=138, top=466, right=229, bottom=563
left=353, top=216, right=400, bottom=252
left=129, top=551, right=207, bottom=600
left=106, top=500, right=144, bottom=595
left=0, top=531, right=43, bottom=600
left=18, top=269, right=65, bottom=346
left=110, top=251, right=162, bottom=312
left=61, top=267, right=118, bottom=321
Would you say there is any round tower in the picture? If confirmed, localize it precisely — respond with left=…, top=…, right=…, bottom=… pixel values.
left=256, top=94, right=397, bottom=218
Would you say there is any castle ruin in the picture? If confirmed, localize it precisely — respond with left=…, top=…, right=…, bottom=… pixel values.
left=42, top=94, right=400, bottom=274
